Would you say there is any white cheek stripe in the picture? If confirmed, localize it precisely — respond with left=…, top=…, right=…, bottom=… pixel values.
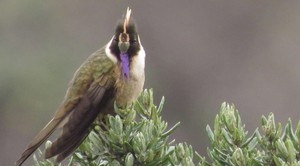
left=131, top=41, right=146, bottom=78
left=138, top=44, right=146, bottom=69
left=138, top=35, right=146, bottom=69
left=105, top=36, right=118, bottom=64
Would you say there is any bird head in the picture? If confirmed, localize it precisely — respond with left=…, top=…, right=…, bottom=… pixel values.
left=107, top=7, right=142, bottom=79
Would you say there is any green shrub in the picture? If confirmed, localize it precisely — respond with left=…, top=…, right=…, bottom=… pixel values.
left=33, top=89, right=300, bottom=166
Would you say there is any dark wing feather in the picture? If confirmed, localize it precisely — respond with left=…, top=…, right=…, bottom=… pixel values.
left=55, top=129, right=89, bottom=163
left=45, top=82, right=115, bottom=161
left=16, top=47, right=115, bottom=166
left=15, top=119, right=61, bottom=166
left=15, top=98, right=80, bottom=166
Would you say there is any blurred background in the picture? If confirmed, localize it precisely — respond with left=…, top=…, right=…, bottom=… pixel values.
left=2, top=0, right=300, bottom=165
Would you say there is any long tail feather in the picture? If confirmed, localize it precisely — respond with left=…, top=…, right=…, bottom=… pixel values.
left=45, top=87, right=112, bottom=162
left=45, top=94, right=93, bottom=158
left=15, top=118, right=61, bottom=166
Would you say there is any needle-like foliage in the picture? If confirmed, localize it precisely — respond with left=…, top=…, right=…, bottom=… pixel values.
left=33, top=89, right=192, bottom=166
left=33, top=90, right=300, bottom=166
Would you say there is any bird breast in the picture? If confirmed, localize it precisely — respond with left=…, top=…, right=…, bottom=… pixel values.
left=115, top=46, right=145, bottom=107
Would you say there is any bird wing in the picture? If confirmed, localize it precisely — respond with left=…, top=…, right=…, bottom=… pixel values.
left=16, top=48, right=115, bottom=166
left=45, top=81, right=115, bottom=162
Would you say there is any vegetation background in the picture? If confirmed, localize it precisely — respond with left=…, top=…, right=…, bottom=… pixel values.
left=1, top=1, right=300, bottom=165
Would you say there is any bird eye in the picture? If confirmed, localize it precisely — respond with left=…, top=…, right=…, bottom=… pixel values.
left=131, top=39, right=137, bottom=43
left=113, top=37, right=118, bottom=42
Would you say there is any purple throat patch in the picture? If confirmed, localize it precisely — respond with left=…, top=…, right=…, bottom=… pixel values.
left=120, top=52, right=130, bottom=79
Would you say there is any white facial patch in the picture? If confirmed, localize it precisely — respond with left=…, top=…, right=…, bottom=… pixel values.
left=105, top=36, right=118, bottom=64
left=131, top=37, right=146, bottom=78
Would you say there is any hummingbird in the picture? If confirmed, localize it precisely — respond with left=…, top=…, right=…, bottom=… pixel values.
left=16, top=8, right=145, bottom=166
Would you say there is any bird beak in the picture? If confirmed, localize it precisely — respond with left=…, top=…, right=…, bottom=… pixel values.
left=123, top=7, right=131, bottom=33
